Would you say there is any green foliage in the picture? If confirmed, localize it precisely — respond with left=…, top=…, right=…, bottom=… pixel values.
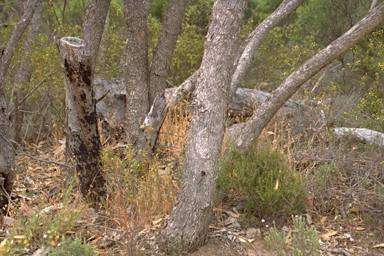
left=97, top=1, right=126, bottom=77
left=217, top=146, right=307, bottom=222
left=1, top=184, right=85, bottom=255
left=315, top=162, right=339, bottom=188
left=244, top=24, right=320, bottom=89
left=358, top=86, right=384, bottom=131
left=265, top=215, right=320, bottom=256
left=184, top=0, right=213, bottom=35
left=150, top=0, right=170, bottom=21
left=352, top=29, right=384, bottom=85
left=49, top=236, right=96, bottom=256
left=169, top=24, right=205, bottom=86
left=295, top=0, right=370, bottom=46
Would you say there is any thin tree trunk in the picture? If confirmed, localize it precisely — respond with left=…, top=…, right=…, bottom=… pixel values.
left=0, top=0, right=39, bottom=211
left=81, top=0, right=111, bottom=64
left=121, top=0, right=152, bottom=145
left=148, top=0, right=189, bottom=105
left=58, top=37, right=105, bottom=201
left=235, top=3, right=384, bottom=151
left=12, top=0, right=42, bottom=144
left=161, top=0, right=248, bottom=252
left=230, top=0, right=304, bottom=95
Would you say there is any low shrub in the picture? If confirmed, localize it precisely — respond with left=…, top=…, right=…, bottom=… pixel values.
left=217, top=146, right=307, bottom=223
left=265, top=215, right=319, bottom=256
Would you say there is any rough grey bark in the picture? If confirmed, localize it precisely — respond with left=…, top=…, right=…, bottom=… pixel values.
left=121, top=0, right=152, bottom=145
left=0, top=0, right=39, bottom=211
left=58, top=37, right=105, bottom=201
left=235, top=3, right=384, bottom=151
left=140, top=0, right=302, bottom=152
left=81, top=0, right=111, bottom=64
left=161, top=0, right=248, bottom=252
left=11, top=0, right=42, bottom=144
left=148, top=0, right=189, bottom=105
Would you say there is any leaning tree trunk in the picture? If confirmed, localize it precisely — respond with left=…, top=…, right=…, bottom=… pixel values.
left=235, top=3, right=384, bottom=151
left=148, top=0, right=189, bottom=105
left=161, top=0, right=248, bottom=252
left=58, top=37, right=105, bottom=201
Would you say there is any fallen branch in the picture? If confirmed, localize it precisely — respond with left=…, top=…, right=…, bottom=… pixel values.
left=333, top=127, right=384, bottom=148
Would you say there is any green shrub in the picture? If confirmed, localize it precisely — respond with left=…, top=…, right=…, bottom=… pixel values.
left=265, top=215, right=320, bottom=256
left=49, top=236, right=96, bottom=256
left=217, top=146, right=307, bottom=222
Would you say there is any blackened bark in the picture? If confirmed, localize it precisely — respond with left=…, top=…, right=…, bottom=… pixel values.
left=161, top=0, right=248, bottom=252
left=58, top=37, right=105, bottom=201
left=148, top=0, right=189, bottom=105
left=121, top=0, right=152, bottom=145
left=235, top=3, right=384, bottom=151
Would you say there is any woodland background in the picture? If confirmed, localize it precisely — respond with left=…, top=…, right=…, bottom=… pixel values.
left=0, top=0, right=383, bottom=255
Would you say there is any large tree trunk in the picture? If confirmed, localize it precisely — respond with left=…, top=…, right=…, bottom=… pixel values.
left=0, top=0, right=39, bottom=212
left=161, top=0, right=248, bottom=252
left=121, top=0, right=152, bottom=145
left=148, top=0, right=189, bottom=105
left=58, top=37, right=105, bottom=201
left=11, top=0, right=42, bottom=144
left=235, top=3, right=384, bottom=151
left=140, top=0, right=303, bottom=153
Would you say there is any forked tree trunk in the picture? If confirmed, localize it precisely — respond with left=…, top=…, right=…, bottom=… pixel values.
left=161, top=0, right=248, bottom=252
left=58, top=37, right=105, bottom=201
left=235, top=3, right=384, bottom=151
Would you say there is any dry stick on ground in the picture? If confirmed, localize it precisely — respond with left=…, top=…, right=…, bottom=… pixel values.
left=19, top=152, right=72, bottom=168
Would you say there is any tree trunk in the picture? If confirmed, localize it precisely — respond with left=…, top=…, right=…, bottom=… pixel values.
left=148, top=0, right=189, bottom=105
left=0, top=0, right=39, bottom=212
left=81, top=0, right=111, bottom=64
left=58, top=37, right=105, bottom=201
left=11, top=0, right=42, bottom=144
left=121, top=0, right=152, bottom=145
left=230, top=0, right=304, bottom=95
left=161, top=0, right=248, bottom=252
left=140, top=0, right=303, bottom=153
left=235, top=3, right=384, bottom=151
